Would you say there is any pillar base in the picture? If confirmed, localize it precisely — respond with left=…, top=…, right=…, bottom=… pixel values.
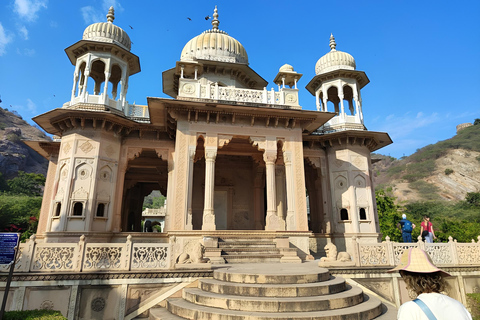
left=202, top=212, right=216, bottom=231
left=265, top=213, right=285, bottom=231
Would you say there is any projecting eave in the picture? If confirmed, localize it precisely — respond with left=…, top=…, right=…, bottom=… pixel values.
left=147, top=97, right=335, bottom=134
left=22, top=140, right=60, bottom=159
left=305, top=69, right=370, bottom=95
left=304, top=130, right=393, bottom=152
left=64, top=39, right=141, bottom=75
left=32, top=107, right=161, bottom=137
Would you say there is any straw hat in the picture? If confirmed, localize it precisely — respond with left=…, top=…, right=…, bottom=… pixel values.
left=388, top=248, right=451, bottom=277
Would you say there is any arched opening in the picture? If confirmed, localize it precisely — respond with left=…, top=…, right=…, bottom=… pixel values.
left=141, top=190, right=166, bottom=232
left=96, top=203, right=106, bottom=217
left=359, top=208, right=367, bottom=220
left=77, top=62, right=87, bottom=97
left=121, top=149, right=169, bottom=232
left=343, top=85, right=355, bottom=115
left=73, top=202, right=83, bottom=216
left=110, top=64, right=122, bottom=100
left=304, top=158, right=324, bottom=233
left=54, top=202, right=61, bottom=216
left=327, top=86, right=340, bottom=115
left=340, top=208, right=349, bottom=220
left=89, top=59, right=106, bottom=95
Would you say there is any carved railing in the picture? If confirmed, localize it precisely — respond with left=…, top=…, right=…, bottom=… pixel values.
left=0, top=235, right=170, bottom=273
left=355, top=236, right=480, bottom=267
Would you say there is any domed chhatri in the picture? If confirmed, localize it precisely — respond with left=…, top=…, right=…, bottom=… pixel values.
left=180, top=6, right=248, bottom=64
left=83, top=6, right=132, bottom=51
left=315, top=34, right=356, bottom=75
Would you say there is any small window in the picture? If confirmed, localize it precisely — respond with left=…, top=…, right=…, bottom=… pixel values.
left=73, top=202, right=83, bottom=216
left=96, top=203, right=105, bottom=217
left=54, top=203, right=62, bottom=216
left=359, top=208, right=367, bottom=220
left=340, top=208, right=349, bottom=220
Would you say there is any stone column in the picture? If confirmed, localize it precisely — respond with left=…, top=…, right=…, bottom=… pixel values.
left=253, top=166, right=264, bottom=230
left=265, top=151, right=284, bottom=230
left=185, top=146, right=196, bottom=230
left=283, top=151, right=296, bottom=230
left=202, top=147, right=217, bottom=230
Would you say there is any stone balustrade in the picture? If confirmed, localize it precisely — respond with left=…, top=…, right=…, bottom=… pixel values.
left=178, top=79, right=301, bottom=109
left=0, top=235, right=170, bottom=273
left=354, top=235, right=480, bottom=267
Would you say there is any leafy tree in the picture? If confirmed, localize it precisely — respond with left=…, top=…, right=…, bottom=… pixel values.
left=465, top=192, right=480, bottom=207
left=7, top=171, right=45, bottom=196
left=474, top=118, right=480, bottom=125
left=0, top=172, right=9, bottom=192
left=376, top=189, right=402, bottom=241
left=0, top=194, right=42, bottom=241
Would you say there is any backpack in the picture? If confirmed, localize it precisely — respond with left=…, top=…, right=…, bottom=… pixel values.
left=403, top=220, right=413, bottom=233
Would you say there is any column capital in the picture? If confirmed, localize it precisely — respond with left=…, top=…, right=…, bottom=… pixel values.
left=283, top=151, right=293, bottom=164
left=263, top=151, right=277, bottom=164
left=205, top=147, right=217, bottom=161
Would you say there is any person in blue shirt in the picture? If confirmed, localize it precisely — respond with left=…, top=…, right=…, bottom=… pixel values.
left=397, top=214, right=415, bottom=243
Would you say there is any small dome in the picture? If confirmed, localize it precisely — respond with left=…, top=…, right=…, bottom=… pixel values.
left=279, top=64, right=294, bottom=72
left=82, top=7, right=131, bottom=51
left=315, top=34, right=355, bottom=75
left=180, top=6, right=248, bottom=64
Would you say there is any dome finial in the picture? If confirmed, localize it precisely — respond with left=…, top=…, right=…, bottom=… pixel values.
left=329, top=33, right=336, bottom=51
left=107, top=6, right=115, bottom=23
left=212, top=6, right=219, bottom=31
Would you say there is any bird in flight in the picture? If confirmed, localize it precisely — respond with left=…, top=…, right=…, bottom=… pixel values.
left=187, top=17, right=192, bottom=21
left=129, top=25, right=133, bottom=29
left=205, top=15, right=210, bottom=20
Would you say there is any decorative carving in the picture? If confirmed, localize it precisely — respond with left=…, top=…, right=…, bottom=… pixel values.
left=263, top=151, right=277, bottom=164
left=155, top=148, right=168, bottom=161
left=79, top=141, right=94, bottom=154
left=285, top=93, right=297, bottom=103
left=72, top=187, right=88, bottom=199
left=63, top=142, right=71, bottom=154
left=425, top=244, right=454, bottom=265
left=104, top=144, right=115, bottom=157
left=126, top=148, right=142, bottom=161
left=218, top=135, right=233, bottom=148
left=359, top=244, right=389, bottom=266
left=131, top=245, right=168, bottom=269
left=61, top=167, right=68, bottom=180
left=78, top=168, right=90, bottom=180
left=83, top=246, right=123, bottom=270
left=182, top=83, right=195, bottom=94
left=91, top=297, right=106, bottom=312
left=176, top=241, right=207, bottom=264
left=32, top=246, right=75, bottom=271
left=40, top=300, right=54, bottom=310
left=319, top=242, right=352, bottom=263
left=99, top=170, right=111, bottom=182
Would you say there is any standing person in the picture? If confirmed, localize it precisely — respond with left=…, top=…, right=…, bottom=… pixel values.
left=389, top=248, right=472, bottom=320
left=421, top=216, right=436, bottom=243
left=397, top=214, right=415, bottom=243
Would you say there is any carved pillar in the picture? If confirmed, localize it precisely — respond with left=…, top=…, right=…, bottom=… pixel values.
left=185, top=146, right=196, bottom=230
left=253, top=166, right=264, bottom=230
left=275, top=165, right=286, bottom=230
left=164, top=150, right=174, bottom=232
left=264, top=151, right=283, bottom=230
left=283, top=151, right=296, bottom=230
left=202, top=147, right=217, bottom=230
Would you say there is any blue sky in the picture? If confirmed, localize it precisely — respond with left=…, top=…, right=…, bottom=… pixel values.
left=0, top=0, right=479, bottom=158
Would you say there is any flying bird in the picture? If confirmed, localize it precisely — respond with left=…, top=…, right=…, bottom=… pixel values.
left=129, top=25, right=133, bottom=29
left=205, top=15, right=210, bottom=20
left=187, top=17, right=192, bottom=21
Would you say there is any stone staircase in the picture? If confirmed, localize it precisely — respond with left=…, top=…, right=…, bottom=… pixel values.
left=218, top=238, right=290, bottom=263
left=148, top=262, right=386, bottom=319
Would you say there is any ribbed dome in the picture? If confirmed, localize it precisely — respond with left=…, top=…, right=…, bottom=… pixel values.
left=315, top=34, right=356, bottom=75
left=82, top=7, right=131, bottom=51
left=279, top=64, right=294, bottom=72
left=180, top=7, right=248, bottom=64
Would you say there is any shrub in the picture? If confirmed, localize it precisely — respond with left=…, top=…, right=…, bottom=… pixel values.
left=3, top=309, right=66, bottom=320
left=6, top=134, right=21, bottom=142
left=466, top=293, right=480, bottom=320
left=444, top=168, right=454, bottom=175
left=409, top=181, right=440, bottom=200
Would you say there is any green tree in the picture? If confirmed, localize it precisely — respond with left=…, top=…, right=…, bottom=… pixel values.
left=0, top=194, right=42, bottom=240
left=474, top=118, right=480, bottom=125
left=465, top=192, right=480, bottom=207
left=376, top=189, right=402, bottom=241
left=7, top=171, right=45, bottom=196
left=0, top=172, right=9, bottom=192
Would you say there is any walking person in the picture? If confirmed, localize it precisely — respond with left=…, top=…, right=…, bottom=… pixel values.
left=421, top=216, right=436, bottom=243
left=397, top=214, right=415, bottom=243
left=389, top=247, right=472, bottom=320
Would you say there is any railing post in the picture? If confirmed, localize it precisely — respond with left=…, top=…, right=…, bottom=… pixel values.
left=351, top=236, right=361, bottom=266
left=385, top=236, right=395, bottom=266
left=20, top=235, right=36, bottom=272
left=271, top=88, right=275, bottom=104
left=124, top=235, right=133, bottom=271
left=417, top=235, right=425, bottom=250
left=214, top=82, right=219, bottom=100
left=263, top=87, right=268, bottom=103
left=448, top=236, right=459, bottom=265
left=75, top=235, right=86, bottom=272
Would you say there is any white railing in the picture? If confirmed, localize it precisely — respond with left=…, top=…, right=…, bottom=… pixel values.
left=127, top=104, right=149, bottom=119
left=0, top=235, right=170, bottom=273
left=354, top=236, right=480, bottom=267
left=178, top=79, right=301, bottom=109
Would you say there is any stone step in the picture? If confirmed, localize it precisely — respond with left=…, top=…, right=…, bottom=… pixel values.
left=219, top=241, right=277, bottom=248
left=165, top=294, right=383, bottom=320
left=148, top=306, right=185, bottom=320
left=222, top=254, right=283, bottom=264
left=214, top=264, right=331, bottom=284
left=221, top=247, right=282, bottom=254
left=182, top=286, right=364, bottom=312
left=198, top=276, right=346, bottom=297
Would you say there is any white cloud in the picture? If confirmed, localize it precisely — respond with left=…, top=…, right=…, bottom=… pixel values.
left=26, top=99, right=37, bottom=113
left=81, top=1, right=123, bottom=25
left=14, top=0, right=48, bottom=22
left=19, top=25, right=28, bottom=40
left=16, top=48, right=35, bottom=56
left=0, top=23, right=13, bottom=56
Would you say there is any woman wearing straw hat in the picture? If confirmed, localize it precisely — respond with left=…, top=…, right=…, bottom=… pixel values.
left=389, top=248, right=472, bottom=319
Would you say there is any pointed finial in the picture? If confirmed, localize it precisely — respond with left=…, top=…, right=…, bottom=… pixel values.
left=107, top=6, right=115, bottom=23
left=329, top=33, right=336, bottom=51
left=212, top=6, right=219, bottom=31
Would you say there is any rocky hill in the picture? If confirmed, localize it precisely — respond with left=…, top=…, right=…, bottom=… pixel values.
left=372, top=123, right=480, bottom=203
left=0, top=107, right=50, bottom=179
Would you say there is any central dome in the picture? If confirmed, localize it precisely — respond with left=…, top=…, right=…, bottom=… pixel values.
left=82, top=7, right=131, bottom=51
left=180, top=7, right=248, bottom=64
